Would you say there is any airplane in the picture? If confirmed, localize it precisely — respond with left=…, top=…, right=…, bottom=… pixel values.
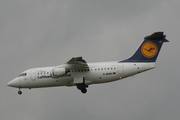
left=7, top=32, right=169, bottom=95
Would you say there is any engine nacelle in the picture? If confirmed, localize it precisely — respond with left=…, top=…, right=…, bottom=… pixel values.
left=52, top=67, right=66, bottom=78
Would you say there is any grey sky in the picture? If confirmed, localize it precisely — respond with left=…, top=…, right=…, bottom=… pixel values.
left=1, top=0, right=180, bottom=120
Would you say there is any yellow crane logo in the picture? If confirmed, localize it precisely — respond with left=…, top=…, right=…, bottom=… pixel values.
left=141, top=42, right=158, bottom=58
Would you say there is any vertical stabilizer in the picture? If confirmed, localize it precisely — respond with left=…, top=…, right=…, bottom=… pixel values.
left=120, top=32, right=169, bottom=62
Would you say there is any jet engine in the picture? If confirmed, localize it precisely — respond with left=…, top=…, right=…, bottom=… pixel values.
left=52, top=67, right=66, bottom=78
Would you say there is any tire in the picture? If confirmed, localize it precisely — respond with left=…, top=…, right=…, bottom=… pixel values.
left=77, top=84, right=82, bottom=90
left=81, top=88, right=87, bottom=94
left=18, top=91, right=22, bottom=95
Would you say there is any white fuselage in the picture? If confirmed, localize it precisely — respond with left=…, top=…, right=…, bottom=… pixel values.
left=11, top=62, right=155, bottom=89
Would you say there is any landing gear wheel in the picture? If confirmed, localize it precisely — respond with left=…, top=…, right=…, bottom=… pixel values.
left=18, top=90, right=22, bottom=95
left=81, top=88, right=87, bottom=94
left=76, top=83, right=88, bottom=94
left=77, top=84, right=82, bottom=90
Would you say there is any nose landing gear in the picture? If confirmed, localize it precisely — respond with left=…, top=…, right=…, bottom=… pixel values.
left=18, top=88, right=22, bottom=95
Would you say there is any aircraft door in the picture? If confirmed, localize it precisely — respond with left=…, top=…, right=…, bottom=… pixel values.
left=19, top=76, right=22, bottom=87
left=117, top=63, right=123, bottom=74
left=31, top=69, right=36, bottom=80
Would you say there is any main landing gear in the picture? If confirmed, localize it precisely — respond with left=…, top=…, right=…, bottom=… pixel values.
left=18, top=88, right=22, bottom=95
left=76, top=83, right=88, bottom=94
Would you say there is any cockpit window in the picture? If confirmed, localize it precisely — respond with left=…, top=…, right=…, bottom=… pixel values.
left=18, top=73, right=27, bottom=77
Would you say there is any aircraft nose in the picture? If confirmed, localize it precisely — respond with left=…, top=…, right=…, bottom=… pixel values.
left=7, top=78, right=19, bottom=87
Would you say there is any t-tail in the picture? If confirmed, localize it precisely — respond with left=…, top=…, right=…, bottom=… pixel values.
left=120, top=32, right=169, bottom=62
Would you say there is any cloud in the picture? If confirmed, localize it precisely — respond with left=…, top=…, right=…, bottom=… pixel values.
left=1, top=0, right=180, bottom=120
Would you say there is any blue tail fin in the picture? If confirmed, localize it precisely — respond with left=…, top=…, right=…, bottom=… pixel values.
left=121, top=32, right=169, bottom=62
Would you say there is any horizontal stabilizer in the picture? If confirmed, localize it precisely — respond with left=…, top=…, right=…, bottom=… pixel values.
left=145, top=32, right=169, bottom=42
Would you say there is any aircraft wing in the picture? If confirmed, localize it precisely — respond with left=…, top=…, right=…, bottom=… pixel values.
left=65, top=57, right=89, bottom=69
